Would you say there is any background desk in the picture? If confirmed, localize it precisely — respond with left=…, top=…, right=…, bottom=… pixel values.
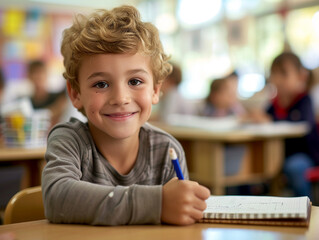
left=0, top=147, right=46, bottom=188
left=0, top=206, right=318, bottom=240
left=152, top=122, right=307, bottom=195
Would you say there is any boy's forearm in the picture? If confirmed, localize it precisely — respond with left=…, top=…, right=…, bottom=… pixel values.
left=129, top=184, right=162, bottom=224
left=42, top=172, right=162, bottom=225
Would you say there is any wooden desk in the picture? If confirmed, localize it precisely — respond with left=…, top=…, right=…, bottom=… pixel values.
left=0, top=206, right=318, bottom=240
left=152, top=122, right=308, bottom=195
left=0, top=147, right=46, bottom=188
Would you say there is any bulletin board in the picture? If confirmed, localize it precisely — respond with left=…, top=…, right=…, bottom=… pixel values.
left=0, top=7, right=72, bottom=84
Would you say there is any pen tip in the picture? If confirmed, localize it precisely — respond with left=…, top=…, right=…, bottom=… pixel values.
left=169, top=148, right=177, bottom=159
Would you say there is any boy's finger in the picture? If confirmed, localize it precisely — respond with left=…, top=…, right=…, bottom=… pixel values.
left=194, top=185, right=211, bottom=200
left=193, top=198, right=207, bottom=211
left=190, top=208, right=204, bottom=221
left=176, top=215, right=196, bottom=226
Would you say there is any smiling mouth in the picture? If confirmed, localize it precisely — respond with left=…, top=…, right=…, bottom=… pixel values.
left=104, top=112, right=138, bottom=119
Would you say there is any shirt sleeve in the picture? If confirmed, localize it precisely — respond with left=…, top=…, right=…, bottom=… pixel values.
left=42, top=128, right=162, bottom=226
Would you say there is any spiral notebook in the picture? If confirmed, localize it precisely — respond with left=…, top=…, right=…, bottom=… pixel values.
left=199, top=196, right=311, bottom=227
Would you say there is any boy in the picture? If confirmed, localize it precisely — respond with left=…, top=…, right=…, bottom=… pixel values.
left=42, top=5, right=210, bottom=226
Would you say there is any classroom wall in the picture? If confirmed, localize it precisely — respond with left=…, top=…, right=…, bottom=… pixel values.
left=1, top=0, right=319, bottom=101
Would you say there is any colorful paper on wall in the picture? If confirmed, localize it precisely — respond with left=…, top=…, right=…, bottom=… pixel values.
left=25, top=40, right=44, bottom=59
left=2, top=9, right=25, bottom=37
left=25, top=8, right=42, bottom=37
left=3, top=40, right=24, bottom=60
left=3, top=61, right=26, bottom=82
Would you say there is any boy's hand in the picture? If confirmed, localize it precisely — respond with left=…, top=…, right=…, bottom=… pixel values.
left=161, top=178, right=211, bottom=225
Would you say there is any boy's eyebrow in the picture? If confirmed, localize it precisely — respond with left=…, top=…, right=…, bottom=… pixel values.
left=87, top=72, right=109, bottom=80
left=126, top=69, right=150, bottom=76
left=87, top=69, right=150, bottom=80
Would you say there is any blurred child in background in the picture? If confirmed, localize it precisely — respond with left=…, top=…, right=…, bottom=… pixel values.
left=155, top=62, right=195, bottom=122
left=201, top=72, right=247, bottom=179
left=27, top=60, right=67, bottom=126
left=201, top=72, right=245, bottom=117
left=266, top=52, right=319, bottom=197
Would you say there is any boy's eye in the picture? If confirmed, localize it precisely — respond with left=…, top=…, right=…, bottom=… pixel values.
left=128, top=78, right=142, bottom=86
left=94, top=81, right=109, bottom=89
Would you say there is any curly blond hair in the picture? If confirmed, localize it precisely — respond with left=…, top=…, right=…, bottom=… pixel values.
left=61, top=5, right=172, bottom=92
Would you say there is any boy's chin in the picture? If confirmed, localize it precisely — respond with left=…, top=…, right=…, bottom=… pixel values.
left=106, top=129, right=140, bottom=140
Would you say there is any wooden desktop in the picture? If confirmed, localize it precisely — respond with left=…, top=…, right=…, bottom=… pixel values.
left=0, top=206, right=318, bottom=240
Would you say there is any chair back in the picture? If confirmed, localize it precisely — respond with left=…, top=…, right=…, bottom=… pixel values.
left=4, top=186, right=45, bottom=224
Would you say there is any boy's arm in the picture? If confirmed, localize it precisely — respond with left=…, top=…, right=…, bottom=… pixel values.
left=42, top=131, right=162, bottom=225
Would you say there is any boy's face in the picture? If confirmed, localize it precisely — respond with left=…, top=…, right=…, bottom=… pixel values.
left=68, top=53, right=161, bottom=141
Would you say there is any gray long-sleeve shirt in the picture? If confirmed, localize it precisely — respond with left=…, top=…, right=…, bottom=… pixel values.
left=42, top=118, right=188, bottom=225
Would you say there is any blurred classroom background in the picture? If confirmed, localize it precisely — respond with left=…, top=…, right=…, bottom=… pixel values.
left=0, top=0, right=318, bottom=102
left=1, top=0, right=319, bottom=224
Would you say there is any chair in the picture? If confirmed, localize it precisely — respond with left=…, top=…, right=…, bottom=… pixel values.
left=3, top=186, right=45, bottom=224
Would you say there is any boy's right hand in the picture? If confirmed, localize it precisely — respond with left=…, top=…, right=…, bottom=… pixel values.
left=161, top=178, right=211, bottom=225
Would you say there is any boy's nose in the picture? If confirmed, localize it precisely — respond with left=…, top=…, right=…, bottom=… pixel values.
left=108, top=86, right=131, bottom=105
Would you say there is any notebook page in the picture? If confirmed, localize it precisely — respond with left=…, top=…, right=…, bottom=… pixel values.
left=203, top=196, right=309, bottom=220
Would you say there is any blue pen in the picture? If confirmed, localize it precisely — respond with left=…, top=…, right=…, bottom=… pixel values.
left=169, top=148, right=184, bottom=180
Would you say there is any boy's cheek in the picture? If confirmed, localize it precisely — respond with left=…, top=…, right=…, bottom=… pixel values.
left=72, top=98, right=84, bottom=111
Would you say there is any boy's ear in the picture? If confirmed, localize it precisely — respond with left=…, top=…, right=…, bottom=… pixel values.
left=152, top=83, right=162, bottom=105
left=66, top=81, right=83, bottom=110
